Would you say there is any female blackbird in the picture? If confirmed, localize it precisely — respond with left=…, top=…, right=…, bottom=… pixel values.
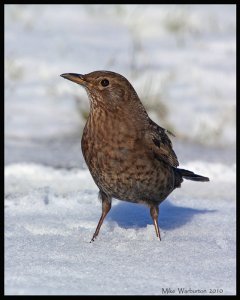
left=60, top=71, right=209, bottom=241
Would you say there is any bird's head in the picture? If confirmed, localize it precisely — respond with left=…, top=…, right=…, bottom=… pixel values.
left=60, top=70, right=140, bottom=111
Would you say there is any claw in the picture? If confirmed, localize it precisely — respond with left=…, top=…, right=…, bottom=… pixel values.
left=150, top=205, right=161, bottom=241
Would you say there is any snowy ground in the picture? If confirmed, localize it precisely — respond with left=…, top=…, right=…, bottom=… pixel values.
left=5, top=4, right=236, bottom=151
left=4, top=4, right=236, bottom=295
left=5, top=161, right=236, bottom=295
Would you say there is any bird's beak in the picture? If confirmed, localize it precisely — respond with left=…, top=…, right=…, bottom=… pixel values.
left=60, top=73, right=86, bottom=86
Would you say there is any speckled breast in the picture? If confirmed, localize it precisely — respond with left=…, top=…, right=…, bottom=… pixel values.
left=81, top=119, right=175, bottom=204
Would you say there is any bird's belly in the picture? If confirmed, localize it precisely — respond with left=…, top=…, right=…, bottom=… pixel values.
left=82, top=140, right=175, bottom=204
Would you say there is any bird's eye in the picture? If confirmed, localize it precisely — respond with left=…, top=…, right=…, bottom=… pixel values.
left=101, top=79, right=109, bottom=87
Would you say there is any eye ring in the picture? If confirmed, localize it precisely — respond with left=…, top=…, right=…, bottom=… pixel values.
left=101, top=79, right=109, bottom=87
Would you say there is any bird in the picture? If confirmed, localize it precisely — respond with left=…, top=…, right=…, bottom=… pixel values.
left=60, top=70, right=209, bottom=242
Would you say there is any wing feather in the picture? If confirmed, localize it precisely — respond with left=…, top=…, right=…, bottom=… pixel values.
left=146, top=119, right=179, bottom=167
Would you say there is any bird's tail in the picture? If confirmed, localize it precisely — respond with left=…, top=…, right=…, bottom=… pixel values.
left=176, top=168, right=209, bottom=182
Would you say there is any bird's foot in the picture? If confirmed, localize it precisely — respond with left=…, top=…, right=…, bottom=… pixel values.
left=90, top=233, right=98, bottom=243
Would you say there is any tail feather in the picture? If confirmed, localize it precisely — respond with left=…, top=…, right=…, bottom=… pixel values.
left=177, top=168, right=209, bottom=182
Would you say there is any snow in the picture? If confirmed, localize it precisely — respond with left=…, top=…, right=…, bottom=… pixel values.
left=5, top=5, right=236, bottom=148
left=4, top=4, right=236, bottom=296
left=5, top=162, right=236, bottom=295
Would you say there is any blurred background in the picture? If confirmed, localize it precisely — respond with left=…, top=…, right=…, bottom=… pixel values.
left=5, top=4, right=236, bottom=168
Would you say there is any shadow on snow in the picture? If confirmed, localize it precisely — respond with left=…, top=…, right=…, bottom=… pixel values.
left=108, top=199, right=216, bottom=230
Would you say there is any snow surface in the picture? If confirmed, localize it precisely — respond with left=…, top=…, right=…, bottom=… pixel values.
left=5, top=4, right=236, bottom=152
left=4, top=4, right=236, bottom=296
left=5, top=162, right=236, bottom=295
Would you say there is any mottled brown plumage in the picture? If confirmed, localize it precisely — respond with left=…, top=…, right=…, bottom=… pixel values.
left=60, top=70, right=209, bottom=241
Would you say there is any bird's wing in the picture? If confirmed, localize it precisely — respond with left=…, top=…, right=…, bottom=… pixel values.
left=145, top=118, right=179, bottom=167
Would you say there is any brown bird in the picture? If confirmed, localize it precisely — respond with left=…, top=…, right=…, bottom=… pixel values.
left=60, top=70, right=209, bottom=241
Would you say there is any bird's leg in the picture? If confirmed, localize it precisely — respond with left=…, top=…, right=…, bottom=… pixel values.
left=150, top=205, right=161, bottom=241
left=90, top=191, right=112, bottom=242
